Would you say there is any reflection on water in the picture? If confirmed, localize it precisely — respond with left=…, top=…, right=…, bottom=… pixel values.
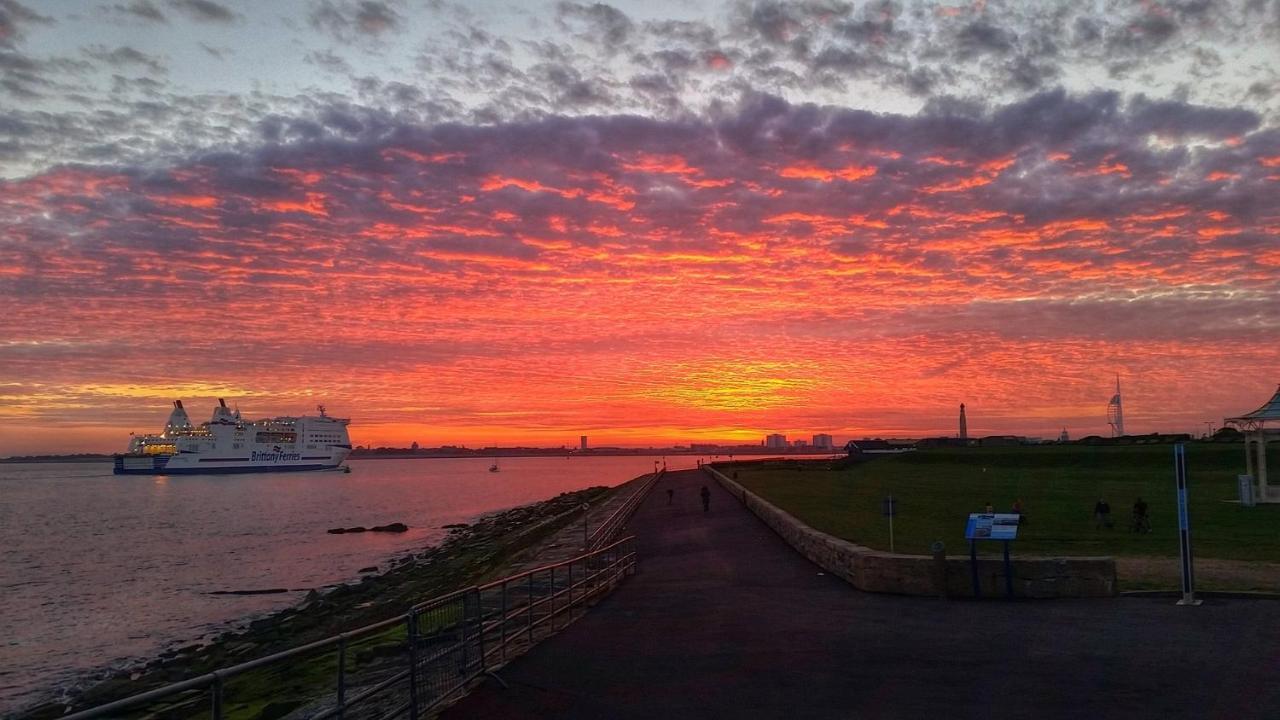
left=0, top=455, right=700, bottom=713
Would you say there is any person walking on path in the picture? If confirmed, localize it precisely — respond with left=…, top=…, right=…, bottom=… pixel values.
left=700, top=485, right=711, bottom=513
left=667, top=488, right=674, bottom=505
left=1094, top=499, right=1112, bottom=529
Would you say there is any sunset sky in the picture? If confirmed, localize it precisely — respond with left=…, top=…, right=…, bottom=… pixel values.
left=1, top=0, right=1279, bottom=454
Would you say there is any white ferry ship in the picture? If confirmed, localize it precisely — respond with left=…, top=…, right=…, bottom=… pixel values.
left=113, top=399, right=352, bottom=475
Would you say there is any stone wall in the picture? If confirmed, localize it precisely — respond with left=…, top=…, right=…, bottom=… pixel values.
left=706, top=466, right=1116, bottom=598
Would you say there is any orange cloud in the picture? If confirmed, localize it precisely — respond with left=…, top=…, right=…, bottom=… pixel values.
left=778, top=163, right=877, bottom=182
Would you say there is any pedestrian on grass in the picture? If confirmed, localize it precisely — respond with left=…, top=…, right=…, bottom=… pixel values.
left=984, top=501, right=994, bottom=514
left=700, top=485, right=711, bottom=513
left=1094, top=498, right=1112, bottom=529
left=1013, top=498, right=1026, bottom=525
left=1132, top=498, right=1150, bottom=533
left=667, top=488, right=674, bottom=505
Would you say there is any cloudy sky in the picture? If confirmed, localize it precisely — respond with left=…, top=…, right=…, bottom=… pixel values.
left=1, top=0, right=1279, bottom=453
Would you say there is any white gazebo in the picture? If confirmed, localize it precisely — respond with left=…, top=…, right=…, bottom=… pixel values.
left=1225, top=385, right=1280, bottom=504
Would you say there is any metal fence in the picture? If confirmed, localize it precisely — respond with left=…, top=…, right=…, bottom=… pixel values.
left=61, top=536, right=637, bottom=720
left=587, top=470, right=662, bottom=550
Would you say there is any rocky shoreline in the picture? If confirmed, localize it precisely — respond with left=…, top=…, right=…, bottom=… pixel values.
left=16, top=485, right=611, bottom=719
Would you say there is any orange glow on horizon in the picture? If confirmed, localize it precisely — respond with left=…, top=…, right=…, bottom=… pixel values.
left=2, top=116, right=1277, bottom=456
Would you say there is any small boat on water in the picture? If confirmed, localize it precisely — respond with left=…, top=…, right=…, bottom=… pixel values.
left=489, top=460, right=500, bottom=472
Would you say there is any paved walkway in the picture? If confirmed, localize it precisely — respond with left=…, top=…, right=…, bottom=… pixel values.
left=443, top=469, right=1280, bottom=719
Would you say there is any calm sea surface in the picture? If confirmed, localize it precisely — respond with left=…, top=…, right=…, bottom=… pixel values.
left=0, top=455, right=705, bottom=714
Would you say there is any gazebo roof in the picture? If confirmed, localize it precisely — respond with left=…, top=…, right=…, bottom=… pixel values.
left=1225, top=385, right=1280, bottom=426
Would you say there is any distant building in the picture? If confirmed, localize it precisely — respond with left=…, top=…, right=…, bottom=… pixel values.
left=979, top=435, right=1026, bottom=447
left=765, top=433, right=787, bottom=448
left=845, top=439, right=916, bottom=455
left=580, top=435, right=588, bottom=451
left=812, top=433, right=833, bottom=449
left=690, top=443, right=717, bottom=452
left=959, top=403, right=968, bottom=440
left=411, top=441, right=419, bottom=451
left=1059, top=428, right=1070, bottom=442
left=916, top=436, right=974, bottom=449
left=793, top=439, right=808, bottom=448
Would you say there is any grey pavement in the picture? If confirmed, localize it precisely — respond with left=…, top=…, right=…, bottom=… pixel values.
left=443, top=469, right=1280, bottom=719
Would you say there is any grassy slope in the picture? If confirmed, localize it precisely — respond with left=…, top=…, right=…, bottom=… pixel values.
left=733, top=444, right=1280, bottom=562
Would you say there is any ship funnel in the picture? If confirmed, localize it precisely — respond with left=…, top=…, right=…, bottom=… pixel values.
left=212, top=398, right=236, bottom=423
left=164, top=401, right=193, bottom=437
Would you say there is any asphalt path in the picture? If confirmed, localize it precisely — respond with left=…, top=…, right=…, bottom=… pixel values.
left=443, top=469, right=1280, bottom=719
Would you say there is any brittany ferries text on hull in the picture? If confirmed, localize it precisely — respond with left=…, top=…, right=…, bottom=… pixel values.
left=114, top=399, right=352, bottom=475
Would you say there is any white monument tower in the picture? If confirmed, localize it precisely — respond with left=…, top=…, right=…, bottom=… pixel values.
left=1107, top=376, right=1125, bottom=437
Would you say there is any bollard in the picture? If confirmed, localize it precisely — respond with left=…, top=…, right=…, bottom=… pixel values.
left=931, top=541, right=947, bottom=598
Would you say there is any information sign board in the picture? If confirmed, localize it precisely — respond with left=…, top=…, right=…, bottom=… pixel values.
left=964, top=512, right=1020, bottom=541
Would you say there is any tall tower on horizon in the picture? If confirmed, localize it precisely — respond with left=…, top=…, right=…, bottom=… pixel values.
left=959, top=403, right=968, bottom=440
left=1107, top=376, right=1125, bottom=437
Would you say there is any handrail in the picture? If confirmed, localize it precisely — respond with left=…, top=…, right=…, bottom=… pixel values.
left=479, top=535, right=635, bottom=591
left=588, top=470, right=662, bottom=549
left=60, top=535, right=639, bottom=720
left=59, top=614, right=406, bottom=720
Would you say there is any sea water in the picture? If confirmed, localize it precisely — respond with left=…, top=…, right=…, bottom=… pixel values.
left=0, top=455, right=694, bottom=713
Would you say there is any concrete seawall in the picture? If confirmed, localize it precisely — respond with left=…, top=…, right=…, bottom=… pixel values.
left=705, top=465, right=1116, bottom=598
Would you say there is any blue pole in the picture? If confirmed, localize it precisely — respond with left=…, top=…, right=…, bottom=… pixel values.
left=1174, top=444, right=1200, bottom=605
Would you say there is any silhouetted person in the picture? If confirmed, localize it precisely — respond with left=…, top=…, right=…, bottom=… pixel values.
left=667, top=488, right=674, bottom=505
left=700, top=485, right=711, bottom=513
left=1132, top=498, right=1150, bottom=533
left=1013, top=498, right=1026, bottom=525
left=1094, top=499, right=1112, bottom=529
left=984, top=501, right=994, bottom=514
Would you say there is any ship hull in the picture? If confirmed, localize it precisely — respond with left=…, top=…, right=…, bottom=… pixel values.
left=113, top=453, right=349, bottom=475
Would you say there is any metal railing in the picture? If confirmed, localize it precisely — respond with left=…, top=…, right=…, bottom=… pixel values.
left=61, top=536, right=637, bottom=720
left=587, top=470, right=662, bottom=550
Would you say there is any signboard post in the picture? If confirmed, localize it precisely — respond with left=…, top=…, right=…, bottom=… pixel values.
left=1175, top=445, right=1200, bottom=606
left=964, top=512, right=1021, bottom=599
left=881, top=495, right=897, bottom=553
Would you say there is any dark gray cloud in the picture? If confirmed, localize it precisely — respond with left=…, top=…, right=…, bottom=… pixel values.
left=954, top=20, right=1016, bottom=58
left=166, top=0, right=237, bottom=23
left=556, top=2, right=635, bottom=49
left=198, top=42, right=228, bottom=59
left=105, top=0, right=167, bottom=23
left=305, top=49, right=352, bottom=75
left=0, top=0, right=53, bottom=48
left=643, top=19, right=717, bottom=46
left=83, top=45, right=167, bottom=75
left=309, top=0, right=404, bottom=42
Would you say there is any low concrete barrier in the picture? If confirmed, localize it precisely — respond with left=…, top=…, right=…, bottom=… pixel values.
left=705, top=466, right=1116, bottom=598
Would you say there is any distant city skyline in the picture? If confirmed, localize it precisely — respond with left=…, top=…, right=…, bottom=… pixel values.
left=2, top=1, right=1278, bottom=455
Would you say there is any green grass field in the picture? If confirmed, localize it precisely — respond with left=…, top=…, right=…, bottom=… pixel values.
left=731, top=444, right=1280, bottom=564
